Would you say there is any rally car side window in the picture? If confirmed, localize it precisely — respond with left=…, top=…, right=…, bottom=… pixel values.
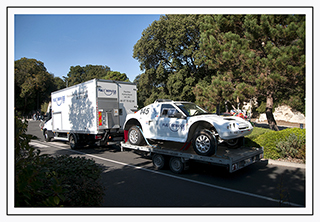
left=160, top=104, right=179, bottom=118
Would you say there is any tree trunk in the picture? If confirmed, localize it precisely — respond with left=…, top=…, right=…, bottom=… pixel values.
left=266, top=94, right=279, bottom=131
left=216, top=103, right=220, bottom=115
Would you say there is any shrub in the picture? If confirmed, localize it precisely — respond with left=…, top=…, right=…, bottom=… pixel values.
left=15, top=114, right=104, bottom=207
left=45, top=155, right=105, bottom=207
left=252, top=128, right=306, bottom=160
left=15, top=114, right=66, bottom=207
left=245, top=127, right=272, bottom=141
left=276, top=133, right=306, bottom=161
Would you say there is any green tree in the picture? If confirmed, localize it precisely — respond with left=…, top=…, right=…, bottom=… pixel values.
left=133, top=14, right=208, bottom=106
left=15, top=58, right=55, bottom=115
left=65, top=65, right=111, bottom=87
left=101, top=71, right=129, bottom=82
left=194, top=15, right=256, bottom=113
left=54, top=77, right=66, bottom=90
left=196, top=15, right=305, bottom=130
left=65, top=65, right=130, bottom=86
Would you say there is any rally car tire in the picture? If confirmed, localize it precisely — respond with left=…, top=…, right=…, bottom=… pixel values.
left=192, top=130, right=216, bottom=156
left=128, top=126, right=144, bottom=145
left=225, top=136, right=244, bottom=148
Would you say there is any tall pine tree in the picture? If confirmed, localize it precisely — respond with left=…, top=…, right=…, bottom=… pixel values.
left=196, top=15, right=305, bottom=130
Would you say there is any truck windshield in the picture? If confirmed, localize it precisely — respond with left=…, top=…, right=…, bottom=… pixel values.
left=175, top=103, right=208, bottom=117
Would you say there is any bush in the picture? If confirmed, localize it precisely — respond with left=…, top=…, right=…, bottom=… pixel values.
left=15, top=114, right=104, bottom=207
left=45, top=155, right=105, bottom=207
left=276, top=133, right=305, bottom=161
left=252, top=128, right=306, bottom=160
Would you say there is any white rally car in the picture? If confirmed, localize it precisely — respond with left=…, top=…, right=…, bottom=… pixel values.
left=124, top=99, right=253, bottom=156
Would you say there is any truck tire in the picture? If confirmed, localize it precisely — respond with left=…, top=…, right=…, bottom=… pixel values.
left=69, top=134, right=79, bottom=149
left=169, top=157, right=184, bottom=174
left=192, top=130, right=216, bottom=156
left=152, top=154, right=166, bottom=170
left=44, top=130, right=52, bottom=142
left=128, top=126, right=144, bottom=145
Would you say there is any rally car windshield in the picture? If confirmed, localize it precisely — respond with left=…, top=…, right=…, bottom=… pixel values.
left=175, top=102, right=208, bottom=117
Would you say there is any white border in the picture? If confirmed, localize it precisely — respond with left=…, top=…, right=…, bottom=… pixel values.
left=7, top=6, right=314, bottom=216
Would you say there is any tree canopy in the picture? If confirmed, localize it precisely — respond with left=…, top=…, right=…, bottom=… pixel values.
left=15, top=58, right=130, bottom=116
left=194, top=15, right=305, bottom=129
left=15, top=57, right=57, bottom=115
left=134, top=14, right=305, bottom=130
left=133, top=15, right=209, bottom=105
left=64, top=65, right=129, bottom=87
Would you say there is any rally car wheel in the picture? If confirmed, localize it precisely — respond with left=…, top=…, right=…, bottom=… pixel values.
left=192, top=130, right=216, bottom=156
left=128, top=126, right=144, bottom=145
left=225, top=138, right=239, bottom=148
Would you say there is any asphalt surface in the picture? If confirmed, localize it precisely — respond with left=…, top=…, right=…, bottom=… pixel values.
left=26, top=120, right=307, bottom=212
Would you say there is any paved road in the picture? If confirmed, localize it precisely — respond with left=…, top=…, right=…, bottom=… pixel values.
left=27, top=120, right=306, bottom=211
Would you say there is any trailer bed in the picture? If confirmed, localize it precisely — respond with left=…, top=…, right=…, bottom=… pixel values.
left=120, top=141, right=263, bottom=173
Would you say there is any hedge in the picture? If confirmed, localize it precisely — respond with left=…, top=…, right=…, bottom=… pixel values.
left=15, top=114, right=105, bottom=207
left=251, top=128, right=306, bottom=160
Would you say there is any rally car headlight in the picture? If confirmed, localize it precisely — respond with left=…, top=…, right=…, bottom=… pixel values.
left=227, top=123, right=237, bottom=129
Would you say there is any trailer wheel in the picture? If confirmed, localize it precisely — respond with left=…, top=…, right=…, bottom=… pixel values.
left=169, top=157, right=184, bottom=174
left=69, top=134, right=79, bottom=149
left=192, top=130, right=216, bottom=156
left=152, top=154, right=166, bottom=170
left=128, top=126, right=144, bottom=145
left=44, top=130, right=51, bottom=142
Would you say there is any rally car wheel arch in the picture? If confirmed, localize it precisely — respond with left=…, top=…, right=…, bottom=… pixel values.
left=192, top=130, right=217, bottom=156
left=128, top=126, right=144, bottom=146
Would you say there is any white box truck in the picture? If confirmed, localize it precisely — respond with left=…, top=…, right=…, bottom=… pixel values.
left=41, top=79, right=137, bottom=149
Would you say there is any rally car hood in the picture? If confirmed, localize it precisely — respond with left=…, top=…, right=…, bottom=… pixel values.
left=188, top=113, right=251, bottom=127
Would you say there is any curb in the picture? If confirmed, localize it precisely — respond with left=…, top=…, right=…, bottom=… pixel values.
left=265, top=159, right=305, bottom=169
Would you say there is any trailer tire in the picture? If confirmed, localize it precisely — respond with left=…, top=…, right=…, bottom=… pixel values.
left=169, top=157, right=184, bottom=174
left=69, top=134, right=79, bottom=149
left=44, top=130, right=52, bottom=142
left=192, top=130, right=216, bottom=156
left=152, top=154, right=166, bottom=170
left=128, top=126, right=144, bottom=145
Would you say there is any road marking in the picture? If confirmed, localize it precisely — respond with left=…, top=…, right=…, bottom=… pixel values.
left=31, top=140, right=303, bottom=207
left=29, top=141, right=49, bottom=148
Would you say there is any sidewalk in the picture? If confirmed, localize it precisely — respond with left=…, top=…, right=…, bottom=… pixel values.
left=266, top=159, right=305, bottom=169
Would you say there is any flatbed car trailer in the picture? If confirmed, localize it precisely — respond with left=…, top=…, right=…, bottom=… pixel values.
left=120, top=141, right=264, bottom=173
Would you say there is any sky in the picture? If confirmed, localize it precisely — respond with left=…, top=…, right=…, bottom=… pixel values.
left=14, top=14, right=162, bottom=82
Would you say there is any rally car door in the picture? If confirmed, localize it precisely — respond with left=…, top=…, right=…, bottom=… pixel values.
left=156, top=104, right=188, bottom=142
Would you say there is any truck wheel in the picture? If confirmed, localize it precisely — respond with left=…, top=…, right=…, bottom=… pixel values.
left=169, top=157, right=184, bottom=174
left=128, top=126, right=144, bottom=145
left=192, top=130, right=216, bottom=156
left=69, top=134, right=79, bottom=149
left=44, top=130, right=51, bottom=142
left=152, top=154, right=166, bottom=170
